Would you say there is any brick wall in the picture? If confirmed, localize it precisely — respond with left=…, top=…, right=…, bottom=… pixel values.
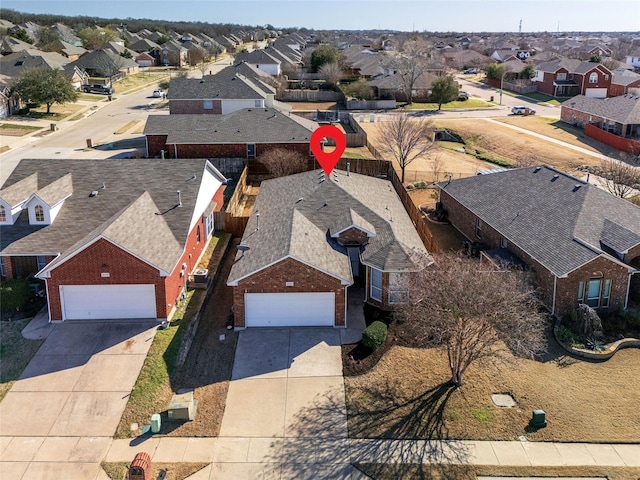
left=577, top=68, right=611, bottom=95
left=47, top=238, right=166, bottom=321
left=560, top=106, right=603, bottom=126
left=337, top=227, right=369, bottom=245
left=169, top=99, right=222, bottom=114
left=610, top=79, right=640, bottom=96
left=147, top=135, right=169, bottom=157
left=536, top=71, right=559, bottom=96
left=365, top=266, right=392, bottom=310
left=233, top=257, right=346, bottom=327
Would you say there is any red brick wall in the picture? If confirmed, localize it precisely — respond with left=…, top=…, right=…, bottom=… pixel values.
left=169, top=99, right=222, bottom=114
left=147, top=135, right=169, bottom=157
left=177, top=143, right=246, bottom=158
left=610, top=79, right=640, bottom=97
left=536, top=71, right=560, bottom=96
left=585, top=124, right=640, bottom=155
left=47, top=238, right=166, bottom=321
left=2, top=257, right=13, bottom=279
left=577, top=67, right=611, bottom=95
left=337, top=227, right=369, bottom=245
left=233, top=257, right=346, bottom=327
left=560, top=106, right=603, bottom=126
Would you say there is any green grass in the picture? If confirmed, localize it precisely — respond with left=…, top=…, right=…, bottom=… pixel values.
left=399, top=99, right=491, bottom=110
left=471, top=405, right=493, bottom=425
left=0, top=319, right=44, bottom=401
left=16, top=110, right=72, bottom=121
left=114, top=288, right=203, bottom=438
left=77, top=93, right=107, bottom=102
left=341, top=151, right=370, bottom=159
left=0, top=123, right=42, bottom=131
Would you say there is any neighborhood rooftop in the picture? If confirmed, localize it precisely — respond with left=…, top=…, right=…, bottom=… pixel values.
left=228, top=169, right=431, bottom=286
left=439, top=165, right=640, bottom=277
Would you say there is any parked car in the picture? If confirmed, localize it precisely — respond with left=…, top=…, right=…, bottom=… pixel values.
left=458, top=91, right=470, bottom=100
left=511, top=106, right=536, bottom=115
left=82, top=84, right=114, bottom=95
left=152, top=89, right=164, bottom=98
left=463, top=68, right=480, bottom=74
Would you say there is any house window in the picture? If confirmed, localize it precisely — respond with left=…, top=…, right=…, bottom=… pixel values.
left=370, top=268, right=382, bottom=302
left=556, top=72, right=566, bottom=81
left=0, top=205, right=5, bottom=222
left=205, top=212, right=214, bottom=237
left=586, top=278, right=602, bottom=308
left=602, top=279, right=611, bottom=308
left=247, top=143, right=256, bottom=157
left=254, top=99, right=262, bottom=107
left=36, top=256, right=47, bottom=271
left=589, top=72, right=598, bottom=83
left=203, top=100, right=213, bottom=109
left=500, top=237, right=508, bottom=248
left=196, top=225, right=201, bottom=243
left=578, top=281, right=585, bottom=304
left=475, top=218, right=483, bottom=239
left=388, top=272, right=408, bottom=304
left=34, top=205, right=44, bottom=222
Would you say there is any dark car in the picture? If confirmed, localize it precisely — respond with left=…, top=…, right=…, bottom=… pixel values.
left=82, top=84, right=114, bottom=95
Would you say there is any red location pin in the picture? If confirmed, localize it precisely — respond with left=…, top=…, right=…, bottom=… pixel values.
left=310, top=125, right=346, bottom=176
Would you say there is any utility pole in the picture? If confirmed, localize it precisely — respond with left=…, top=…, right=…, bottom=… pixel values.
left=519, top=19, right=522, bottom=34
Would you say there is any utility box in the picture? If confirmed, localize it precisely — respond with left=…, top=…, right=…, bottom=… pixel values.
left=530, top=409, right=547, bottom=428
left=127, top=452, right=151, bottom=480
left=193, top=269, right=208, bottom=283
left=167, top=390, right=197, bottom=421
left=150, top=413, right=161, bottom=433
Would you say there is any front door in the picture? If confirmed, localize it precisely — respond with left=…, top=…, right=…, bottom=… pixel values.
left=11, top=256, right=38, bottom=278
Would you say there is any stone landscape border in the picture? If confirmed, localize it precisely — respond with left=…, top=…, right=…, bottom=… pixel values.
left=553, top=324, right=640, bottom=360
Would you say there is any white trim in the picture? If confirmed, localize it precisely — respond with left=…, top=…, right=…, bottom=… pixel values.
left=559, top=251, right=634, bottom=278
left=227, top=254, right=352, bottom=286
left=370, top=267, right=382, bottom=302
left=37, top=235, right=168, bottom=279
left=44, top=278, right=52, bottom=323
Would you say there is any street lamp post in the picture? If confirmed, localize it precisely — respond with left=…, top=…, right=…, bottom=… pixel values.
left=499, top=70, right=506, bottom=105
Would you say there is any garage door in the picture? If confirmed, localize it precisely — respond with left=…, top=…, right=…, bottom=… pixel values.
left=585, top=88, right=607, bottom=98
left=60, top=285, right=157, bottom=320
left=245, top=292, right=335, bottom=327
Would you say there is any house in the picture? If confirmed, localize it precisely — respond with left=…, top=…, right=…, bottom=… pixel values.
left=45, top=39, right=87, bottom=61
left=143, top=108, right=317, bottom=162
left=560, top=94, right=640, bottom=153
left=367, top=71, right=438, bottom=102
left=234, top=49, right=281, bottom=76
left=0, top=36, right=34, bottom=55
left=0, top=50, right=86, bottom=90
left=0, top=158, right=226, bottom=322
left=226, top=169, right=432, bottom=328
left=69, top=49, right=139, bottom=79
left=0, top=85, right=20, bottom=118
left=438, top=166, right=640, bottom=317
left=491, top=49, right=528, bottom=63
left=154, top=39, right=188, bottom=67
left=610, top=68, right=640, bottom=97
left=625, top=51, right=640, bottom=70
left=533, top=59, right=612, bottom=98
left=167, top=66, right=275, bottom=115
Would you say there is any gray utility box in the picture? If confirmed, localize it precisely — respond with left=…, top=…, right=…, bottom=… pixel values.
left=167, top=391, right=198, bottom=421
left=193, top=269, right=208, bottom=283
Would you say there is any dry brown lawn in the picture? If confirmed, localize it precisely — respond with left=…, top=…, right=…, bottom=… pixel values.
left=284, top=101, right=338, bottom=111
left=102, top=462, right=208, bottom=480
left=345, top=342, right=640, bottom=442
left=433, top=118, right=603, bottom=171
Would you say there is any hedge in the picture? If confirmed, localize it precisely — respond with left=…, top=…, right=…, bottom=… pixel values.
left=362, top=320, right=388, bottom=351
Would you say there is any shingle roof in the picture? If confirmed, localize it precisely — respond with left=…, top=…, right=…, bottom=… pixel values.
left=235, top=49, right=281, bottom=65
left=439, top=166, right=640, bottom=276
left=563, top=94, right=640, bottom=124
left=0, top=159, right=225, bottom=273
left=33, top=173, right=72, bottom=206
left=227, top=170, right=431, bottom=285
left=0, top=173, right=37, bottom=206
left=168, top=73, right=271, bottom=100
left=144, top=109, right=317, bottom=144
left=612, top=68, right=640, bottom=87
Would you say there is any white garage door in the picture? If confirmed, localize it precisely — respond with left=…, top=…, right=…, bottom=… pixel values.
left=585, top=88, right=607, bottom=98
left=60, top=284, right=157, bottom=320
left=245, top=292, right=335, bottom=327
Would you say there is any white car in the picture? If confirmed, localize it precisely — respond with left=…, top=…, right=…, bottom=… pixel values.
left=152, top=89, right=164, bottom=98
left=511, top=106, right=536, bottom=115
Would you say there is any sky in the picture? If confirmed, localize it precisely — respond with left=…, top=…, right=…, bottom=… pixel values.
left=2, top=0, right=639, bottom=33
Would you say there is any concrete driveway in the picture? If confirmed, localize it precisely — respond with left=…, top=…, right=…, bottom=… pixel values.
left=0, top=321, right=157, bottom=479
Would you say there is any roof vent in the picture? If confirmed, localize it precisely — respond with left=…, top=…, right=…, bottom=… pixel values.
left=295, top=197, right=304, bottom=203
left=89, top=190, right=98, bottom=197
left=534, top=166, right=541, bottom=172
left=573, top=184, right=582, bottom=191
left=552, top=174, right=559, bottom=181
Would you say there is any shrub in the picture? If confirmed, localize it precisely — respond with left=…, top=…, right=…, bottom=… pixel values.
left=0, top=279, right=31, bottom=312
left=362, top=320, right=388, bottom=351
left=556, top=325, right=582, bottom=348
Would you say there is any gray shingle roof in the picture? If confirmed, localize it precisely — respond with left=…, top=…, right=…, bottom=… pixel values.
left=168, top=73, right=270, bottom=100
left=0, top=173, right=37, bottom=206
left=563, top=94, right=640, bottom=124
left=612, top=68, right=640, bottom=87
left=227, top=170, right=431, bottom=285
left=439, top=166, right=640, bottom=277
left=1, top=159, right=225, bottom=273
left=235, top=49, right=281, bottom=65
left=144, top=109, right=317, bottom=144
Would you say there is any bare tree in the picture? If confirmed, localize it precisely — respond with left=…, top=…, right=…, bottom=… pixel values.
left=598, top=156, right=640, bottom=199
left=258, top=148, right=308, bottom=178
left=401, top=252, right=547, bottom=387
left=319, top=62, right=343, bottom=87
left=430, top=154, right=444, bottom=183
left=383, top=39, right=431, bottom=105
left=377, top=114, right=436, bottom=183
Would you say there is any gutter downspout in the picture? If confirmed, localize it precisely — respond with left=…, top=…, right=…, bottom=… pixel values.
left=44, top=278, right=53, bottom=323
left=174, top=143, right=178, bottom=159
left=344, top=285, right=348, bottom=329
left=551, top=275, right=558, bottom=317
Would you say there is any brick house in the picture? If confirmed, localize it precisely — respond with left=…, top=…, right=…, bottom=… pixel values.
left=143, top=108, right=317, bottom=172
left=167, top=64, right=276, bottom=115
left=0, top=158, right=226, bottom=322
left=560, top=94, right=640, bottom=154
left=610, top=68, right=640, bottom=97
left=533, top=59, right=612, bottom=98
left=438, top=166, right=640, bottom=318
left=227, top=169, right=432, bottom=328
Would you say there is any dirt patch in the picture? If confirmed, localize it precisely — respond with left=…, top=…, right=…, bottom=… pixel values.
left=163, top=240, right=239, bottom=437
left=345, top=334, right=640, bottom=442
left=283, top=101, right=338, bottom=111
left=101, top=462, right=208, bottom=480
left=433, top=118, right=602, bottom=171
left=0, top=123, right=43, bottom=136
